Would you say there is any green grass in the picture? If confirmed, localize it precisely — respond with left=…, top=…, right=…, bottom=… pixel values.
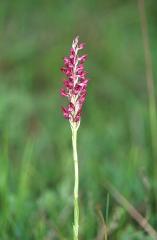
left=0, top=0, right=157, bottom=239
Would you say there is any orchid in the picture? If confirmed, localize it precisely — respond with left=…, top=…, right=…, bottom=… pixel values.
left=61, top=36, right=89, bottom=129
left=60, top=36, right=89, bottom=240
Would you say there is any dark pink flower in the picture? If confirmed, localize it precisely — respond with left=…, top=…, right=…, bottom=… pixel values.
left=60, top=36, right=89, bottom=124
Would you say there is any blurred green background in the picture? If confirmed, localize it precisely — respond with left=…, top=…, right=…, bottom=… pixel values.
left=0, top=0, right=157, bottom=239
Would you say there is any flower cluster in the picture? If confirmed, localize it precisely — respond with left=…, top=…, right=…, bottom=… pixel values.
left=60, top=36, right=89, bottom=125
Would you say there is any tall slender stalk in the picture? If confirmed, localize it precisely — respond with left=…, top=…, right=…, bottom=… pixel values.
left=60, top=36, right=89, bottom=238
left=71, top=126, right=79, bottom=240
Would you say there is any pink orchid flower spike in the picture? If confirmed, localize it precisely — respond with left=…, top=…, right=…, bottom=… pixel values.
left=60, top=36, right=89, bottom=130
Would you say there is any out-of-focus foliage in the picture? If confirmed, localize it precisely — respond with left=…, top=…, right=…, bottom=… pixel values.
left=0, top=0, right=157, bottom=239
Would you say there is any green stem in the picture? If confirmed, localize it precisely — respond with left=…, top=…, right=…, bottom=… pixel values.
left=72, top=127, right=79, bottom=240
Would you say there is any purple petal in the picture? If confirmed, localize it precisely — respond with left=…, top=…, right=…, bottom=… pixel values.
left=62, top=107, right=70, bottom=119
left=79, top=54, right=88, bottom=63
left=64, top=80, right=73, bottom=89
left=78, top=43, right=85, bottom=50
left=60, top=88, right=68, bottom=97
left=68, top=102, right=75, bottom=112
